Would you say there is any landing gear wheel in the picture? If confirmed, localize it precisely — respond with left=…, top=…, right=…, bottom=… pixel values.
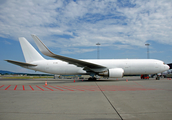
left=93, top=77, right=97, bottom=81
left=156, top=76, right=160, bottom=80
left=88, top=77, right=92, bottom=81
left=88, top=77, right=97, bottom=81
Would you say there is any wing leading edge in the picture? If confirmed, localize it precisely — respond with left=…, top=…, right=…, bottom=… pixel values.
left=31, top=35, right=107, bottom=72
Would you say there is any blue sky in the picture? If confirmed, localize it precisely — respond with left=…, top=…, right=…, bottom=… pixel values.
left=0, top=0, right=172, bottom=73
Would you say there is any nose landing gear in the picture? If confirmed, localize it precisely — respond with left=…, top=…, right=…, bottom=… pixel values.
left=156, top=75, right=160, bottom=80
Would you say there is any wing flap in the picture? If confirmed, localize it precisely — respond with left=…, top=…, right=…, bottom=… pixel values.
left=31, top=35, right=107, bottom=72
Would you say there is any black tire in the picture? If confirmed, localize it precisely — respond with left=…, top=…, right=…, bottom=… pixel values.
left=88, top=77, right=97, bottom=81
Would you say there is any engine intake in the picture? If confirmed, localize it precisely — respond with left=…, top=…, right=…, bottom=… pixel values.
left=99, top=68, right=124, bottom=78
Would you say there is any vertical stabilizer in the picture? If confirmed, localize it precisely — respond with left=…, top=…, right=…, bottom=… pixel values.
left=19, top=37, right=45, bottom=63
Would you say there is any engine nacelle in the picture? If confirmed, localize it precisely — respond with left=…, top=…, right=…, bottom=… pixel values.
left=98, top=68, right=124, bottom=78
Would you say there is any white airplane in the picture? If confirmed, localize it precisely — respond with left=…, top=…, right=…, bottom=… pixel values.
left=6, top=35, right=170, bottom=80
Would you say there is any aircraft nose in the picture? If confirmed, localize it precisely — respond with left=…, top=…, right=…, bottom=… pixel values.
left=167, top=63, right=172, bottom=69
left=165, top=64, right=170, bottom=70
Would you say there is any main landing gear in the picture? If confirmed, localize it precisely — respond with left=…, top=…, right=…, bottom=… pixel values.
left=88, top=77, right=97, bottom=81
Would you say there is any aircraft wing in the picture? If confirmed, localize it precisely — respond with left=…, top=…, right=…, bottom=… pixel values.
left=31, top=35, right=107, bottom=72
left=5, top=60, right=37, bottom=67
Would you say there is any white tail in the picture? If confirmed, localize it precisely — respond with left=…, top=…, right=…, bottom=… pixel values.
left=19, top=37, right=45, bottom=63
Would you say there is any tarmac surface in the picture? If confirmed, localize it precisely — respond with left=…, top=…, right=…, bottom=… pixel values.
left=0, top=76, right=172, bottom=120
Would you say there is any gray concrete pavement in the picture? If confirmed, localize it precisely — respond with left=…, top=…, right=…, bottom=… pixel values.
left=0, top=77, right=172, bottom=120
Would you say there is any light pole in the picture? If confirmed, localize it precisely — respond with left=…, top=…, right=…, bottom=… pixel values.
left=96, top=43, right=100, bottom=59
left=145, top=43, right=150, bottom=59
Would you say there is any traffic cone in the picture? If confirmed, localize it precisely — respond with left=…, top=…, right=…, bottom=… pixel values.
left=126, top=79, right=128, bottom=82
left=74, top=80, right=75, bottom=82
left=45, top=81, right=47, bottom=86
left=117, top=78, right=118, bottom=80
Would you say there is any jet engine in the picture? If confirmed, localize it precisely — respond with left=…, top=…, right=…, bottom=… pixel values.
left=98, top=68, right=124, bottom=78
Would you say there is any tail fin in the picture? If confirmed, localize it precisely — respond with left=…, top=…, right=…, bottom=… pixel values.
left=19, top=37, right=45, bottom=63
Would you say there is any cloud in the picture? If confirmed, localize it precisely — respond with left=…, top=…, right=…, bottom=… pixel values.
left=3, top=40, right=11, bottom=45
left=61, top=48, right=96, bottom=54
left=0, top=0, right=172, bottom=54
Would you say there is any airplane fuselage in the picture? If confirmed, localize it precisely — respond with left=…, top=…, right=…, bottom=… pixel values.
left=28, top=59, right=169, bottom=76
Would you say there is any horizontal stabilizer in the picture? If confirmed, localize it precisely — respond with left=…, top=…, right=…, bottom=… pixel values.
left=5, top=60, right=37, bottom=67
left=31, top=34, right=107, bottom=72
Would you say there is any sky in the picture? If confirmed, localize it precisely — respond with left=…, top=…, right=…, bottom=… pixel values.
left=0, top=0, right=172, bottom=73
